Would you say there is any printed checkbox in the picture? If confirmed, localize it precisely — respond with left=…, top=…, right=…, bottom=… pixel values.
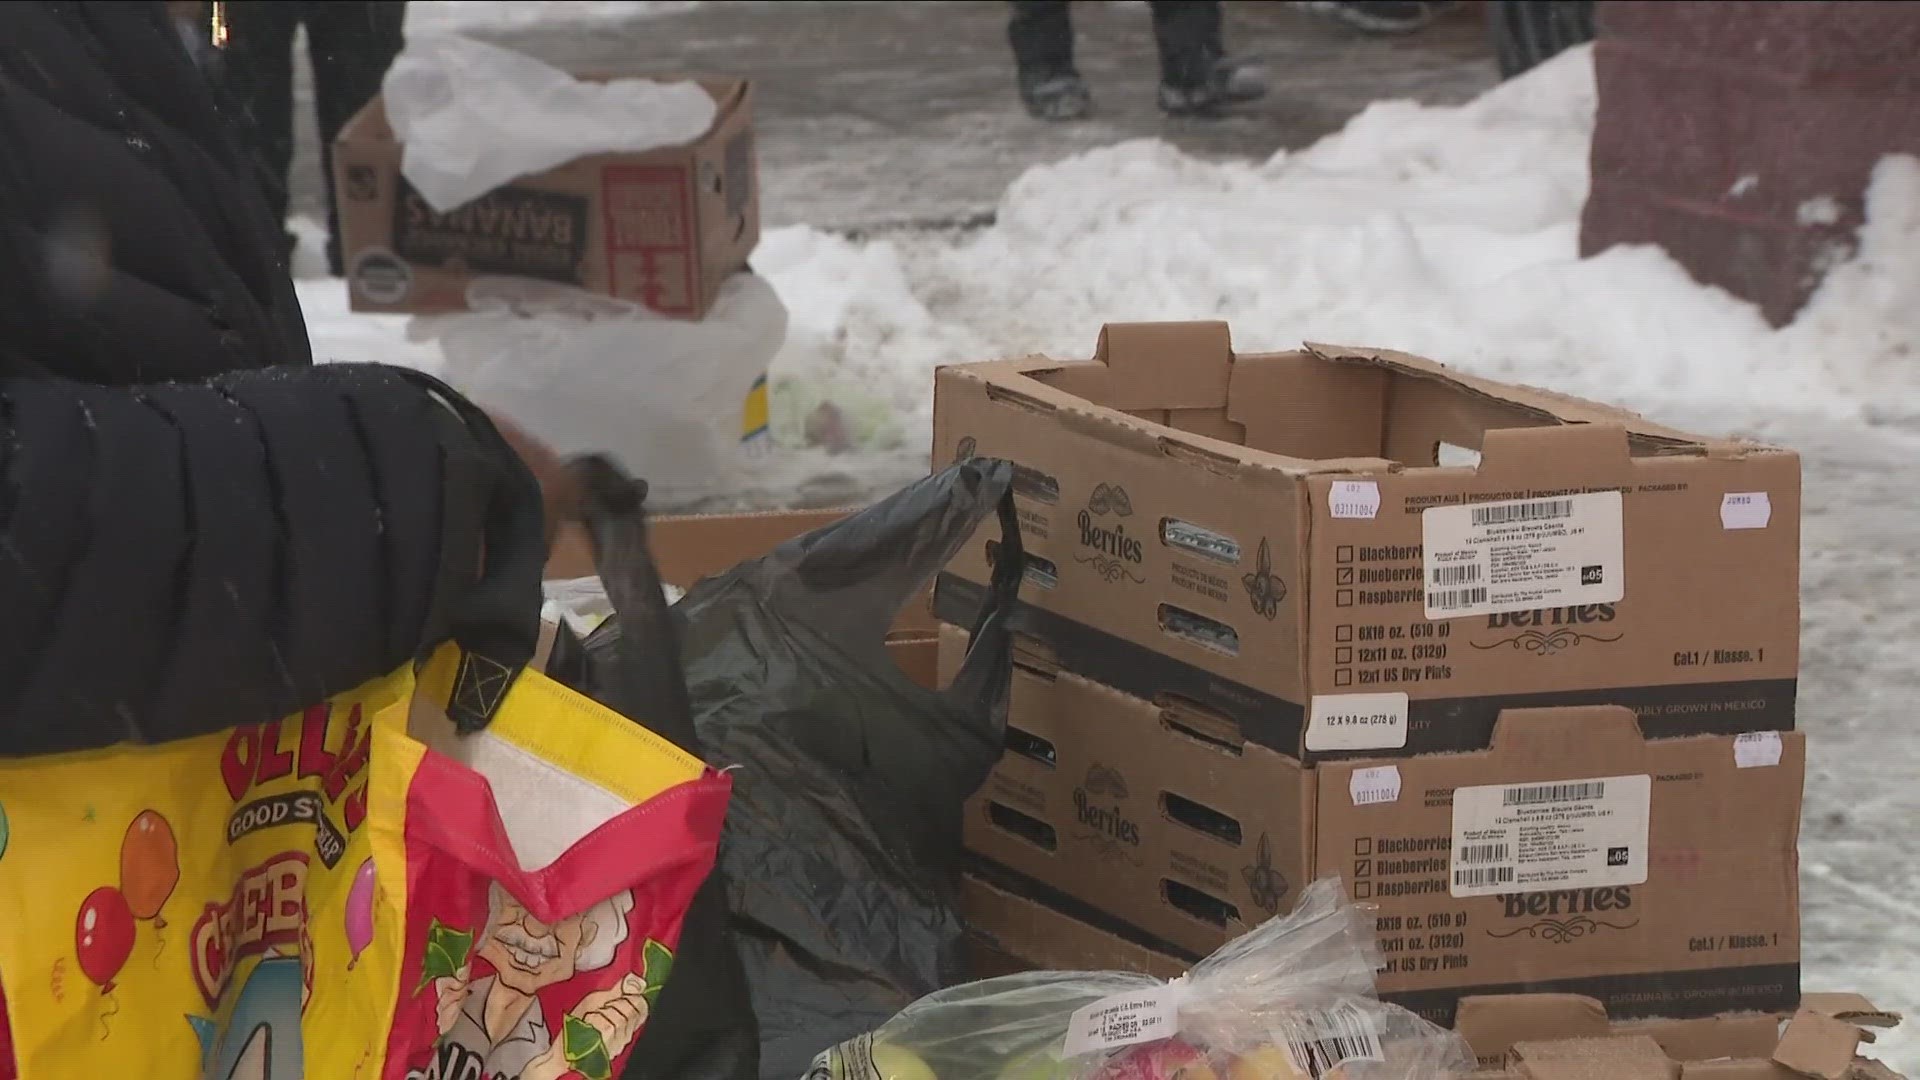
left=1353, top=858, right=1372, bottom=879
left=1334, top=668, right=1353, bottom=687
left=1336, top=646, right=1353, bottom=664
left=1335, top=624, right=1354, bottom=642
left=1355, top=837, right=1372, bottom=856
left=1336, top=589, right=1354, bottom=608
left=1355, top=881, right=1372, bottom=900
left=1336, top=567, right=1354, bottom=585
left=1337, top=545, right=1355, bottom=564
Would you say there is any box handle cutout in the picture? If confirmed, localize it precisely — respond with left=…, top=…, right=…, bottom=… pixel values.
left=1160, top=518, right=1241, bottom=565
left=1004, top=725, right=1058, bottom=768
left=990, top=540, right=1058, bottom=590
left=1156, top=435, right=1242, bottom=477
left=986, top=384, right=1059, bottom=415
left=1011, top=655, right=1059, bottom=684
left=1011, top=464, right=1061, bottom=505
left=1156, top=693, right=1244, bottom=756
left=1162, top=879, right=1239, bottom=928
left=986, top=802, right=1058, bottom=852
left=1161, top=791, right=1243, bottom=845
left=1158, top=603, right=1241, bottom=656
left=1434, top=441, right=1483, bottom=469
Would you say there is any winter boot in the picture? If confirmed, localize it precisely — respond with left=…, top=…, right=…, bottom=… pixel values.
left=1294, top=1, right=1454, bottom=34
left=1021, top=72, right=1093, bottom=121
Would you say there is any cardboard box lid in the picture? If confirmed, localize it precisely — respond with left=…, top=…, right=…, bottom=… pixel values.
left=941, top=323, right=1788, bottom=480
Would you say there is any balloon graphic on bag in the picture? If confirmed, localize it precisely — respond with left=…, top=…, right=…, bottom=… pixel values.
left=0, top=798, right=9, bottom=861
left=345, top=857, right=376, bottom=968
left=75, top=886, right=136, bottom=993
left=119, top=809, right=180, bottom=926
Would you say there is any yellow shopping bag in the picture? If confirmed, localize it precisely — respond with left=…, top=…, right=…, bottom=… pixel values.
left=303, top=647, right=727, bottom=1080
left=0, top=646, right=727, bottom=1080
left=0, top=660, right=417, bottom=1079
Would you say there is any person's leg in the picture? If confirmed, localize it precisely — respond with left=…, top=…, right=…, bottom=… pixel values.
left=1151, top=1, right=1264, bottom=116
left=303, top=1, right=408, bottom=275
left=1008, top=0, right=1091, bottom=121
left=214, top=2, right=301, bottom=252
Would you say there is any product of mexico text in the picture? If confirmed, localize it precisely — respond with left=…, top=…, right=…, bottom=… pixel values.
left=0, top=645, right=727, bottom=1080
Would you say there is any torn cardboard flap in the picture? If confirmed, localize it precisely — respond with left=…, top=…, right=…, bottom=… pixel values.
left=1511, top=1035, right=1680, bottom=1080
left=1800, top=993, right=1903, bottom=1029
left=1772, top=1010, right=1867, bottom=1080
left=1457, top=994, right=1612, bottom=1066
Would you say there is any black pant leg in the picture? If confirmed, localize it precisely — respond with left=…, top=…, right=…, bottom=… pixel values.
left=216, top=2, right=302, bottom=235
left=1008, top=0, right=1077, bottom=84
left=301, top=1, right=408, bottom=274
left=1149, top=0, right=1222, bottom=90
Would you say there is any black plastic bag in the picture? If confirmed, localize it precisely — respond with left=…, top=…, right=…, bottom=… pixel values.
left=568, top=458, right=1024, bottom=1080
left=550, top=457, right=761, bottom=1080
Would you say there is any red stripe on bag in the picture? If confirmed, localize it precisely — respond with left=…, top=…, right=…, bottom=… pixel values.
left=405, top=748, right=730, bottom=927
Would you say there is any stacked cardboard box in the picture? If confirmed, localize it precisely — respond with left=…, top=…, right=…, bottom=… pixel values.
left=932, top=322, right=1807, bottom=1027
left=334, top=78, right=759, bottom=321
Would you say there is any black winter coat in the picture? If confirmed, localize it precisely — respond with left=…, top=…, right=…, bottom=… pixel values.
left=0, top=2, right=541, bottom=753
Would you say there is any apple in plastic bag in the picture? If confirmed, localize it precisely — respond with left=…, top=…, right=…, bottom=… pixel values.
left=870, top=1043, right=941, bottom=1080
left=1225, top=1047, right=1310, bottom=1080
left=1095, top=1039, right=1220, bottom=1080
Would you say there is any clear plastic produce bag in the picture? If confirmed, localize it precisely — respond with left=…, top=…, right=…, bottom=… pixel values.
left=806, top=881, right=1474, bottom=1080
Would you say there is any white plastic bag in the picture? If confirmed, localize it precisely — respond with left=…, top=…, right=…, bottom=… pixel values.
left=384, top=34, right=717, bottom=212
left=413, top=273, right=788, bottom=504
left=806, top=880, right=1474, bottom=1080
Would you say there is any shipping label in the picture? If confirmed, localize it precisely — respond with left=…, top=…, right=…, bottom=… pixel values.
left=1305, top=693, right=1409, bottom=752
left=1422, top=491, right=1624, bottom=620
left=1449, top=773, right=1650, bottom=898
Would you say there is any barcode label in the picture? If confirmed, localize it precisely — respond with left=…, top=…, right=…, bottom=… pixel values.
left=1504, top=781, right=1606, bottom=806
left=1427, top=586, right=1488, bottom=612
left=1471, top=498, right=1574, bottom=527
left=1452, top=865, right=1515, bottom=889
left=1452, top=774, right=1651, bottom=897
left=1277, top=1002, right=1385, bottom=1078
left=1457, top=842, right=1510, bottom=865
left=1430, top=563, right=1483, bottom=587
left=1421, top=491, right=1623, bottom=620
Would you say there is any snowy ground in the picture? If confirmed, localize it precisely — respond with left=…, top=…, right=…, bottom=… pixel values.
left=301, top=7, right=1919, bottom=1065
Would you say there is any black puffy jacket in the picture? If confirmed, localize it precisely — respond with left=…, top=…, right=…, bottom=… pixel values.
left=0, top=2, right=541, bottom=753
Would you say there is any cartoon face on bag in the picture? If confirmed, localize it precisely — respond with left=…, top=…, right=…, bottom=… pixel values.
left=420, top=882, right=652, bottom=1080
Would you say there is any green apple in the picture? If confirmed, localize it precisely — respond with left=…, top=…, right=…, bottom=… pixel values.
left=871, top=1043, right=940, bottom=1080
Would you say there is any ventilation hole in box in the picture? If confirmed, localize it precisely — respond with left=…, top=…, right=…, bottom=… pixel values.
left=1011, top=654, right=1058, bottom=683
left=1162, top=879, right=1239, bottom=927
left=1435, top=441, right=1483, bottom=469
left=986, top=802, right=1058, bottom=852
left=1005, top=725, right=1057, bottom=768
left=1160, top=518, right=1241, bottom=565
left=1161, top=792, right=1243, bottom=845
left=1012, top=464, right=1061, bottom=504
left=1156, top=694, right=1244, bottom=756
left=988, top=540, right=1057, bottom=590
left=1158, top=603, right=1240, bottom=656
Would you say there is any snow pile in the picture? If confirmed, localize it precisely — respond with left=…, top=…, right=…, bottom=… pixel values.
left=759, top=46, right=1919, bottom=450
left=384, top=35, right=715, bottom=211
left=403, top=1, right=701, bottom=38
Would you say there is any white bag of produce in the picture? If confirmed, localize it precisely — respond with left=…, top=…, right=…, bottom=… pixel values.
left=807, top=880, right=1473, bottom=1080
left=414, top=273, right=786, bottom=504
